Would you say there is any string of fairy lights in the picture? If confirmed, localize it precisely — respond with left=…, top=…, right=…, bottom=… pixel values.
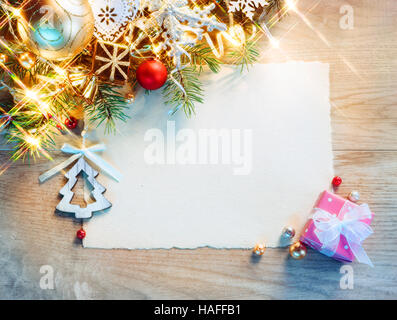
left=0, top=0, right=349, bottom=167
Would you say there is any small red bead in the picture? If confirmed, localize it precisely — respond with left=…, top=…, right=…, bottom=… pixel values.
left=332, top=176, right=342, bottom=187
left=76, top=228, right=86, bottom=240
left=65, top=116, right=78, bottom=129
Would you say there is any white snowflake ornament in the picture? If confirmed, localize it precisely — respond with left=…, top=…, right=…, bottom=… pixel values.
left=89, top=0, right=140, bottom=42
left=228, top=0, right=269, bottom=20
left=140, top=0, right=227, bottom=69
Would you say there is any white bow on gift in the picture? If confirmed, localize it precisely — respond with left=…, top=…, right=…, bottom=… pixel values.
left=39, top=143, right=122, bottom=183
left=312, top=204, right=374, bottom=267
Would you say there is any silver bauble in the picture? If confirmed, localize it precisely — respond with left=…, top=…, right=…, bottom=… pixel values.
left=348, top=190, right=360, bottom=202
left=282, top=226, right=296, bottom=239
left=17, top=0, right=94, bottom=61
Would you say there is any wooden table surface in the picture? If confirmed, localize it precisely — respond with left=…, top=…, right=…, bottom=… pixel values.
left=1, top=0, right=397, bottom=299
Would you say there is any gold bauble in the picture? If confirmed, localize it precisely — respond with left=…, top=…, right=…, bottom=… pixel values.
left=125, top=93, right=135, bottom=104
left=81, top=75, right=98, bottom=102
left=17, top=0, right=94, bottom=61
left=289, top=241, right=307, bottom=260
left=68, top=67, right=98, bottom=102
left=253, top=243, right=266, bottom=256
left=0, top=53, right=8, bottom=64
left=18, top=52, right=36, bottom=69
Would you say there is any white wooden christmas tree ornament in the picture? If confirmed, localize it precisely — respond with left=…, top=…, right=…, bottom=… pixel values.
left=39, top=141, right=122, bottom=219
left=56, top=157, right=112, bottom=219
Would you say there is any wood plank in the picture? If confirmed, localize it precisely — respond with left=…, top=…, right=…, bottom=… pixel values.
left=1, top=0, right=397, bottom=299
left=0, top=150, right=396, bottom=299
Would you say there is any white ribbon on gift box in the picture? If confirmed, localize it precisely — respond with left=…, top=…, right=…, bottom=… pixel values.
left=311, top=203, right=374, bottom=267
left=38, top=143, right=122, bottom=183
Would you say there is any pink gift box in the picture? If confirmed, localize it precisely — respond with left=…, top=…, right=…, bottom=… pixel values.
left=300, top=190, right=374, bottom=263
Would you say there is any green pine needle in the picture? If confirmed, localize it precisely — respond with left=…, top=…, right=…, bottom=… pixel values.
left=163, top=67, right=204, bottom=117
left=266, top=0, right=285, bottom=16
left=86, top=83, right=129, bottom=134
left=186, top=44, right=221, bottom=74
left=228, top=40, right=260, bottom=73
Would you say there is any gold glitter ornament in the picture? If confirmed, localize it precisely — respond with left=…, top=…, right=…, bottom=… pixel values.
left=0, top=53, right=8, bottom=64
left=125, top=93, right=135, bottom=104
left=253, top=243, right=266, bottom=256
left=18, top=52, right=36, bottom=69
left=68, top=68, right=98, bottom=102
left=289, top=241, right=307, bottom=260
left=17, top=0, right=94, bottom=61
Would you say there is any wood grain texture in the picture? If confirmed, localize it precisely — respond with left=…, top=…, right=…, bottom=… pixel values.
left=1, top=0, right=397, bottom=299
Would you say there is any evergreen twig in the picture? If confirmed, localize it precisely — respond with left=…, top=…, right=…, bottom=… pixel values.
left=86, top=83, right=129, bottom=134
left=266, top=0, right=285, bottom=16
left=163, top=67, right=204, bottom=117
left=185, top=44, right=221, bottom=74
left=228, top=40, right=260, bottom=72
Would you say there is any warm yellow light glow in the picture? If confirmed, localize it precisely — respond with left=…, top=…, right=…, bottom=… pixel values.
left=152, top=44, right=162, bottom=54
left=39, top=102, right=50, bottom=113
left=285, top=0, right=297, bottom=11
left=222, top=31, right=242, bottom=47
left=25, top=135, right=40, bottom=148
left=203, top=33, right=224, bottom=58
left=25, top=90, right=38, bottom=101
left=54, top=66, right=67, bottom=78
left=230, top=25, right=246, bottom=45
left=12, top=8, right=22, bottom=18
left=203, top=24, right=248, bottom=59
left=270, top=37, right=280, bottom=48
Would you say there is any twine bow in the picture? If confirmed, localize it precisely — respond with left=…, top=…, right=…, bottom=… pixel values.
left=39, top=143, right=122, bottom=183
left=311, top=204, right=374, bottom=267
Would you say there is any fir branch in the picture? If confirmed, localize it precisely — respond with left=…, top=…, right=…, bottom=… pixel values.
left=30, top=58, right=52, bottom=78
left=0, top=49, right=27, bottom=85
left=266, top=0, right=285, bottom=16
left=5, top=115, right=57, bottom=162
left=86, top=83, right=129, bottom=134
left=185, top=44, right=221, bottom=74
left=50, top=88, right=79, bottom=116
left=163, top=67, right=204, bottom=117
left=228, top=40, right=260, bottom=72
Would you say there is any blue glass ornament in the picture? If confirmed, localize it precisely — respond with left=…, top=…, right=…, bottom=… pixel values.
left=33, top=24, right=65, bottom=50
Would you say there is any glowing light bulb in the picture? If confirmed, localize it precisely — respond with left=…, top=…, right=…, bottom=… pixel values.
left=39, top=102, right=50, bottom=113
left=285, top=0, right=297, bottom=11
left=13, top=8, right=21, bottom=18
left=152, top=44, right=162, bottom=54
left=270, top=38, right=280, bottom=48
left=25, top=135, right=40, bottom=148
left=25, top=90, right=38, bottom=101
left=54, top=66, right=67, bottom=78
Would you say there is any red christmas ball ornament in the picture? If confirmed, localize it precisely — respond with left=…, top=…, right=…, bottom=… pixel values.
left=136, top=59, right=168, bottom=90
left=332, top=176, right=342, bottom=187
left=65, top=116, right=78, bottom=130
left=76, top=228, right=86, bottom=240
